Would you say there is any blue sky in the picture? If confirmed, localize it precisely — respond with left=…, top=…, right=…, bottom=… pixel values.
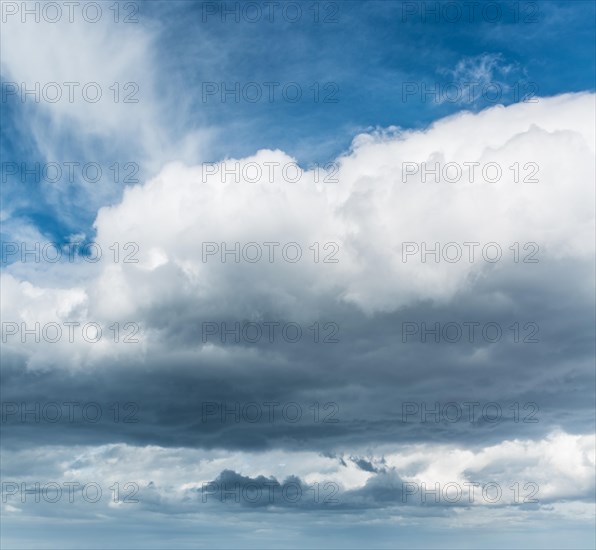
left=2, top=0, right=595, bottom=246
left=1, top=2, right=595, bottom=549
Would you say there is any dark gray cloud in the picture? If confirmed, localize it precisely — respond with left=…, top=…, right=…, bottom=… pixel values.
left=2, top=256, right=594, bottom=454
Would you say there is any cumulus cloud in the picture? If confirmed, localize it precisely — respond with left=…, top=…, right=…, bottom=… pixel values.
left=2, top=431, right=593, bottom=518
left=1, top=93, right=594, bottom=541
left=2, top=92, right=594, bottom=366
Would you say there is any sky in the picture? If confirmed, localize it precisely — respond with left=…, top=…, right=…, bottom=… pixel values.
left=0, top=1, right=595, bottom=548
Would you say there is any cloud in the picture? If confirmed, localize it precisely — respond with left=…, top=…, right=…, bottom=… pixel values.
left=436, top=53, right=524, bottom=105
left=2, top=92, right=594, bottom=364
left=2, top=431, right=593, bottom=518
left=0, top=5, right=214, bottom=241
left=2, top=2, right=595, bottom=546
left=0, top=95, right=592, bottom=488
left=1, top=93, right=594, bottom=542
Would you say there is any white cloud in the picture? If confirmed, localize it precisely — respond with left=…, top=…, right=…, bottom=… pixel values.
left=2, top=430, right=593, bottom=517
left=2, top=92, right=594, bottom=368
